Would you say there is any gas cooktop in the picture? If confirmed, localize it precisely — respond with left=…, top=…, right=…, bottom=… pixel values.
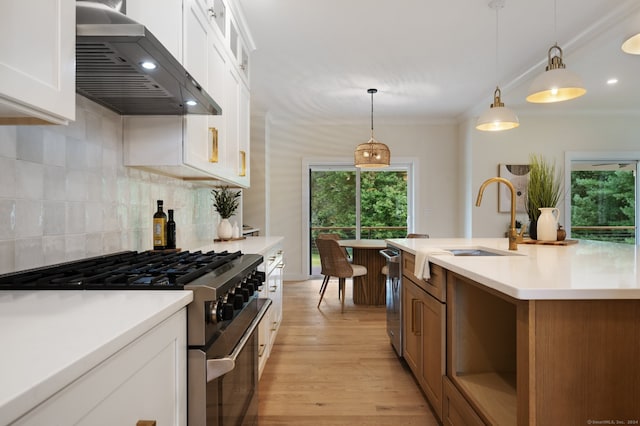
left=0, top=250, right=244, bottom=290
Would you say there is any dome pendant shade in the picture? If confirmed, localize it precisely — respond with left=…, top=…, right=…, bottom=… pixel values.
left=355, top=88, right=390, bottom=168
left=476, top=87, right=519, bottom=131
left=354, top=138, right=391, bottom=168
left=526, top=44, right=586, bottom=103
left=622, top=33, right=640, bottom=54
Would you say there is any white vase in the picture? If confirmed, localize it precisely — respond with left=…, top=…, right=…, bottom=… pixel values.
left=218, top=218, right=233, bottom=240
left=537, top=207, right=559, bottom=241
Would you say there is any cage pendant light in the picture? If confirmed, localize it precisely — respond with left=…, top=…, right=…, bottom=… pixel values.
left=526, top=0, right=586, bottom=103
left=476, top=0, right=519, bottom=132
left=354, top=88, right=390, bottom=168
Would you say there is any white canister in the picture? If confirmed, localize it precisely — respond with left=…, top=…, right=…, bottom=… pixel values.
left=537, top=207, right=560, bottom=241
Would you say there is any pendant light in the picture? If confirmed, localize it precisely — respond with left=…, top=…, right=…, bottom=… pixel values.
left=354, top=88, right=390, bottom=168
left=526, top=0, right=586, bottom=103
left=476, top=0, right=519, bottom=132
left=622, top=33, right=640, bottom=55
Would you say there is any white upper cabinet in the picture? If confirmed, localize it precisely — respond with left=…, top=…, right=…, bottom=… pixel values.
left=126, top=0, right=183, bottom=61
left=124, top=0, right=253, bottom=187
left=0, top=0, right=75, bottom=125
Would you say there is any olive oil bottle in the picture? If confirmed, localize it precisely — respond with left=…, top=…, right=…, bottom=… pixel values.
left=153, top=200, right=167, bottom=250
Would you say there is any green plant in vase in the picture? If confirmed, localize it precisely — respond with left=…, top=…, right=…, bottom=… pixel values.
left=526, top=153, right=562, bottom=239
left=211, top=186, right=241, bottom=239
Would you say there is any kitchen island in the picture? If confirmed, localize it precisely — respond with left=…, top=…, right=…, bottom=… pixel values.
left=386, top=237, right=640, bottom=425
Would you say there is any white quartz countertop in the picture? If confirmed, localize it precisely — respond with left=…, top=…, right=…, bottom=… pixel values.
left=0, top=290, right=192, bottom=425
left=386, top=237, right=640, bottom=300
left=195, top=236, right=284, bottom=256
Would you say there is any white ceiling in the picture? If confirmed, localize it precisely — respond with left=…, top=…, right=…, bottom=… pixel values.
left=236, top=0, right=640, bottom=124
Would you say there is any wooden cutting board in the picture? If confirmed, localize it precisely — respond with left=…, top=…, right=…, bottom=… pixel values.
left=521, top=239, right=578, bottom=246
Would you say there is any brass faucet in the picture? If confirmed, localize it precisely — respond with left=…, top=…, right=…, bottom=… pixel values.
left=475, top=177, right=524, bottom=250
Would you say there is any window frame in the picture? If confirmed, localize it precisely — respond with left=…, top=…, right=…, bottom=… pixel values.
left=564, top=151, right=640, bottom=244
left=302, top=157, right=416, bottom=277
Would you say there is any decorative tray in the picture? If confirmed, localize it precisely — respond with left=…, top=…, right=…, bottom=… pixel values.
left=521, top=239, right=578, bottom=246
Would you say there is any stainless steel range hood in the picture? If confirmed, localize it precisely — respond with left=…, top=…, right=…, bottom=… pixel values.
left=76, top=1, right=222, bottom=115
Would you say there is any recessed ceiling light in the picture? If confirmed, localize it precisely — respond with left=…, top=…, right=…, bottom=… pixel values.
left=141, top=61, right=157, bottom=70
left=185, top=100, right=197, bottom=106
left=607, top=78, right=618, bottom=85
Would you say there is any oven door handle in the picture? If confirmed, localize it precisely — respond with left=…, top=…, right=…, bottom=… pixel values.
left=206, top=298, right=272, bottom=382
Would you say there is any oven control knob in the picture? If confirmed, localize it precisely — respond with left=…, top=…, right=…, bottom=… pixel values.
left=246, top=283, right=255, bottom=294
left=240, top=288, right=250, bottom=302
left=206, top=301, right=218, bottom=324
left=233, top=293, right=244, bottom=309
left=221, top=303, right=234, bottom=321
left=248, top=278, right=261, bottom=290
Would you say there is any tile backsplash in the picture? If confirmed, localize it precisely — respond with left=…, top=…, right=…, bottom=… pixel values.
left=0, top=96, right=216, bottom=274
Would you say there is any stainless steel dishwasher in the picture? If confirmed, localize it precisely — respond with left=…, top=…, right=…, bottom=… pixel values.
left=380, top=247, right=402, bottom=357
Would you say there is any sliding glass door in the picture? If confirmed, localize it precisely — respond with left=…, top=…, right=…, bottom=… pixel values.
left=309, top=165, right=410, bottom=274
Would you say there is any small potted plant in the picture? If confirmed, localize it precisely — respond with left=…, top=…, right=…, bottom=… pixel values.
left=526, top=153, right=562, bottom=239
left=211, top=186, right=241, bottom=240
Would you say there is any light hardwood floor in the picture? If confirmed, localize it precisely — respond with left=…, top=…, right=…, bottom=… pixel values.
left=258, top=279, right=440, bottom=425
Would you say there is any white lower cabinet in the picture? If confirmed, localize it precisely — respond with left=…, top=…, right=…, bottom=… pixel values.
left=258, top=243, right=284, bottom=378
left=0, top=0, right=75, bottom=124
left=13, top=309, right=187, bottom=426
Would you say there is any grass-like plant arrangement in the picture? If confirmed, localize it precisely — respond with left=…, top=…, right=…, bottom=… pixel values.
left=526, top=153, right=562, bottom=229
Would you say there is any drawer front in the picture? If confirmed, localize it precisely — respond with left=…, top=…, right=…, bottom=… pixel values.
left=442, top=377, right=485, bottom=426
left=403, top=252, right=446, bottom=302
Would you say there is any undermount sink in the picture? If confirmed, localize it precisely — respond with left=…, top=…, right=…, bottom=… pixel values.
left=446, top=248, right=517, bottom=256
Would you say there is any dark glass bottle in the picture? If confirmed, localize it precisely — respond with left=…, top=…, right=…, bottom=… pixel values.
left=166, top=209, right=176, bottom=249
left=153, top=200, right=167, bottom=250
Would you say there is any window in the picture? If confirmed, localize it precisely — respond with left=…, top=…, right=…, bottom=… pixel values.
left=306, top=161, right=414, bottom=275
left=566, top=152, right=638, bottom=244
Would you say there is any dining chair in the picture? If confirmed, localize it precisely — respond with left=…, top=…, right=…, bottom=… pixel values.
left=317, top=233, right=351, bottom=296
left=316, top=237, right=367, bottom=313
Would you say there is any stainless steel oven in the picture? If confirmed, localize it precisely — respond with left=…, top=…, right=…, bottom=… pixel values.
left=380, top=247, right=402, bottom=357
left=188, top=296, right=270, bottom=426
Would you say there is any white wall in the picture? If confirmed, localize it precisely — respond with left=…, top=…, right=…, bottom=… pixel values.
left=250, top=118, right=459, bottom=280
left=0, top=96, right=217, bottom=274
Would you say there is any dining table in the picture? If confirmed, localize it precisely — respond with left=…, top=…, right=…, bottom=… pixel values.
left=338, top=239, right=388, bottom=306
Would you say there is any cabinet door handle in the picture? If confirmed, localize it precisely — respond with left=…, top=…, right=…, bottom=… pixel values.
left=137, top=421, right=157, bottom=426
left=239, top=150, right=246, bottom=176
left=208, top=127, right=218, bottom=162
left=269, top=285, right=277, bottom=292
